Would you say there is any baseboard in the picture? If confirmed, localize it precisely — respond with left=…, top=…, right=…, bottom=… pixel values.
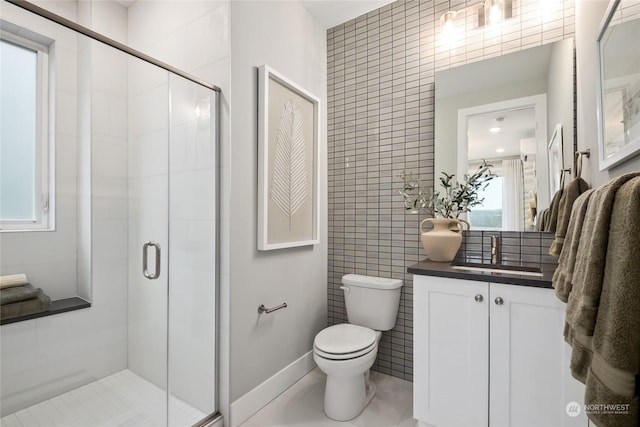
left=230, top=350, right=316, bottom=427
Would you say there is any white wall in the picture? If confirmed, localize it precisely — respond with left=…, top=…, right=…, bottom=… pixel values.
left=576, top=0, right=640, bottom=186
left=228, top=0, right=328, bottom=407
left=0, top=2, right=128, bottom=416
left=30, top=0, right=77, bottom=22
left=546, top=38, right=575, bottom=177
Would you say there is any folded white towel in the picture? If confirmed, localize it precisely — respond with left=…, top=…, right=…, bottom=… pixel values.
left=0, top=274, right=28, bottom=289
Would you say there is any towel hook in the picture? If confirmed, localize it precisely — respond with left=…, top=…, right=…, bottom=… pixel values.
left=575, top=149, right=591, bottom=159
left=573, top=149, right=590, bottom=178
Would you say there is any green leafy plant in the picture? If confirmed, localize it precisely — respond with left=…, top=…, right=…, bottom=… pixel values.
left=399, top=160, right=496, bottom=219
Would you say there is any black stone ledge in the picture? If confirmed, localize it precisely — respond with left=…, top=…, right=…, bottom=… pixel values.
left=1, top=297, right=91, bottom=326
left=408, top=259, right=556, bottom=289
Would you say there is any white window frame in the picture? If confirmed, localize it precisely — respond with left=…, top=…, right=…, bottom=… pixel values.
left=0, top=30, right=53, bottom=232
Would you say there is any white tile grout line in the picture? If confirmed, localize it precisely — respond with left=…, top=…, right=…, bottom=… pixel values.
left=1, top=369, right=206, bottom=427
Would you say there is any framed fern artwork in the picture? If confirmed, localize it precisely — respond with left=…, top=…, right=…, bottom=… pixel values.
left=258, top=65, right=320, bottom=250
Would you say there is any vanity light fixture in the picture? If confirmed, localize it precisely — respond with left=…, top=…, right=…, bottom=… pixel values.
left=440, top=11, right=458, bottom=43
left=496, top=148, right=505, bottom=153
left=482, top=0, right=513, bottom=27
left=439, top=0, right=513, bottom=37
left=485, top=0, right=503, bottom=25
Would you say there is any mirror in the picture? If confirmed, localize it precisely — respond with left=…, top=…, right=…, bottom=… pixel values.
left=548, top=123, right=564, bottom=196
left=597, top=0, right=640, bottom=170
left=435, top=38, right=574, bottom=231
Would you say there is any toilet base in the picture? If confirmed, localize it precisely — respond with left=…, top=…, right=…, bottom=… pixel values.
left=313, top=330, right=382, bottom=422
left=324, top=372, right=377, bottom=421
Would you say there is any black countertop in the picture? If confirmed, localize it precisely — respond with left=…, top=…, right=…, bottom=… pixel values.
left=0, top=297, right=91, bottom=326
left=408, top=259, right=556, bottom=289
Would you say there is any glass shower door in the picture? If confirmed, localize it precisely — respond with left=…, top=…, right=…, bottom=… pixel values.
left=127, top=60, right=219, bottom=426
left=0, top=3, right=218, bottom=423
left=126, top=51, right=171, bottom=426
left=167, top=75, right=218, bottom=426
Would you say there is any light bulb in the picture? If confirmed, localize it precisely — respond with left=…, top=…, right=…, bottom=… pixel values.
left=489, top=4, right=502, bottom=23
left=484, top=0, right=504, bottom=26
left=443, top=19, right=456, bottom=42
left=440, top=11, right=458, bottom=45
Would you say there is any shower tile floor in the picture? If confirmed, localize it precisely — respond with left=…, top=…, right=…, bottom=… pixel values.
left=1, top=369, right=206, bottom=427
left=240, top=368, right=416, bottom=427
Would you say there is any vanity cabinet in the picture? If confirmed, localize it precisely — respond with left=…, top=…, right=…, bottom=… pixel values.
left=414, top=275, right=587, bottom=427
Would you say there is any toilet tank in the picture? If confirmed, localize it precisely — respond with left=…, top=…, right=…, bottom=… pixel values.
left=341, top=274, right=403, bottom=331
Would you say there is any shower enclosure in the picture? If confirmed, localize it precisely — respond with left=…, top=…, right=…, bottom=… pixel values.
left=0, top=2, right=219, bottom=426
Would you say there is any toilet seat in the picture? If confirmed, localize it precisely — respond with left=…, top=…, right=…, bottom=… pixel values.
left=314, top=324, right=377, bottom=360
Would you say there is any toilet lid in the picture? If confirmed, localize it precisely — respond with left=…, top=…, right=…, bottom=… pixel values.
left=314, top=324, right=377, bottom=355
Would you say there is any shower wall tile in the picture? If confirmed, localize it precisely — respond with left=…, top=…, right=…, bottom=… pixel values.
left=0, top=10, right=80, bottom=301
left=127, top=1, right=230, bottom=83
left=0, top=2, right=129, bottom=417
left=85, top=0, right=128, bottom=45
left=327, top=0, right=575, bottom=382
left=0, top=306, right=127, bottom=416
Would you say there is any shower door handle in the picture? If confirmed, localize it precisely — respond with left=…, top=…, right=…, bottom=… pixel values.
left=142, top=241, right=161, bottom=280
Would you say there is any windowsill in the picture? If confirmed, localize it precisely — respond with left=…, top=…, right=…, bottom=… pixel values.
left=0, top=297, right=91, bottom=326
left=0, top=226, right=56, bottom=233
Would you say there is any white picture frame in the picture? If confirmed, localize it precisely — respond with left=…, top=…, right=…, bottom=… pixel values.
left=258, top=65, right=320, bottom=250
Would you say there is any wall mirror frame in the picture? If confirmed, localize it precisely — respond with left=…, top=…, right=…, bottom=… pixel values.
left=435, top=38, right=575, bottom=232
left=596, top=0, right=640, bottom=170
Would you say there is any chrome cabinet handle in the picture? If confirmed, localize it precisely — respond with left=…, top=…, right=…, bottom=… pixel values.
left=474, top=294, right=483, bottom=302
left=495, top=297, right=504, bottom=305
left=142, top=241, right=161, bottom=280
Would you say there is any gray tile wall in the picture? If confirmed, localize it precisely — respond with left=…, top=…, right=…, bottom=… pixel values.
left=456, top=230, right=558, bottom=266
left=327, top=0, right=575, bottom=381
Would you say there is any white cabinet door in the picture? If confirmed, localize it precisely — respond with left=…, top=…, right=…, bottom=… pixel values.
left=414, top=275, right=489, bottom=427
left=489, top=283, right=587, bottom=427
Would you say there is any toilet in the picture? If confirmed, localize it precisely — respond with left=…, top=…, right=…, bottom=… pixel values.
left=313, top=274, right=403, bottom=421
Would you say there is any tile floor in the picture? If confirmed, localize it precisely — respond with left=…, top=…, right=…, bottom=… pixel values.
left=0, top=369, right=206, bottom=427
left=240, top=368, right=416, bottom=427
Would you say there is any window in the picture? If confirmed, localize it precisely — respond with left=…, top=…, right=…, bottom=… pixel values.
left=0, top=31, right=52, bottom=231
left=468, top=176, right=503, bottom=229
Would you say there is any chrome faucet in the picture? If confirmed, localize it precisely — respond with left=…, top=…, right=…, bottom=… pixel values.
left=491, top=235, right=501, bottom=265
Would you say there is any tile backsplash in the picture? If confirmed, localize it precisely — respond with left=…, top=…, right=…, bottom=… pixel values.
left=456, top=230, right=558, bottom=266
left=327, top=0, right=574, bottom=382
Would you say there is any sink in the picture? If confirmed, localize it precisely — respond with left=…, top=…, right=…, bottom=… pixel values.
left=451, top=262, right=544, bottom=277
